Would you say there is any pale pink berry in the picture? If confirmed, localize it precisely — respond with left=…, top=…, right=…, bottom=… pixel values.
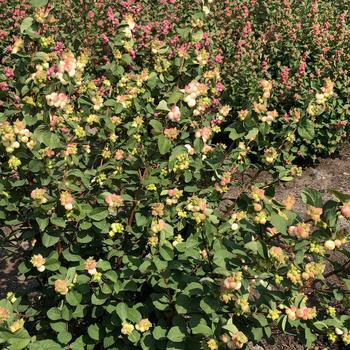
left=341, top=204, right=350, bottom=218
left=30, top=254, right=46, bottom=272
left=54, top=279, right=69, bottom=295
left=104, top=194, right=124, bottom=214
left=167, top=106, right=181, bottom=122
left=60, top=191, right=74, bottom=211
left=84, top=258, right=97, bottom=275
left=114, top=149, right=124, bottom=160
left=46, top=92, right=69, bottom=109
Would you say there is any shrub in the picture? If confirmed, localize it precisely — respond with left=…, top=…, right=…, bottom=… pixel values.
left=1, top=1, right=350, bottom=349
left=2, top=0, right=349, bottom=177
left=208, top=0, right=350, bottom=169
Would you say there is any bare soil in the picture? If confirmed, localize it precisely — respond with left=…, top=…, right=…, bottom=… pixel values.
left=0, top=228, right=32, bottom=298
left=274, top=144, right=350, bottom=214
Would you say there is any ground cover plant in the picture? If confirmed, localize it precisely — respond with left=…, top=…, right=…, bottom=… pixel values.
left=0, top=0, right=350, bottom=349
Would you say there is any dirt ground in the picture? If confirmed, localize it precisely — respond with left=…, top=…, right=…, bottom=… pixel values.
left=0, top=231, right=31, bottom=298
left=1, top=145, right=350, bottom=349
left=274, top=144, right=350, bottom=214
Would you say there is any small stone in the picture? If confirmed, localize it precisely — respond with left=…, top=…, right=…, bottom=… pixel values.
left=309, top=169, right=324, bottom=180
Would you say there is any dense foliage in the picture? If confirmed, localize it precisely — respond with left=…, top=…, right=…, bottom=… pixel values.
left=210, top=0, right=350, bottom=171
left=0, top=0, right=350, bottom=349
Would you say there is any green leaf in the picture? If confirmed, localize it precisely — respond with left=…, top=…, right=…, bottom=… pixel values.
left=92, top=293, right=107, bottom=306
left=168, top=91, right=183, bottom=105
left=222, top=319, right=238, bottom=334
left=0, top=329, right=31, bottom=350
left=191, top=323, right=212, bottom=336
left=128, top=330, right=141, bottom=344
left=269, top=213, right=288, bottom=234
left=177, top=28, right=190, bottom=39
left=183, top=282, right=203, bottom=295
left=28, top=160, right=43, bottom=173
left=9, top=339, right=31, bottom=350
left=127, top=307, right=142, bottom=323
left=228, top=128, right=245, bottom=141
left=322, top=200, right=338, bottom=228
left=158, top=135, right=171, bottom=155
left=301, top=188, right=323, bottom=207
left=135, top=213, right=147, bottom=227
left=245, top=128, right=259, bottom=140
left=66, top=290, right=82, bottom=306
left=156, top=100, right=170, bottom=112
left=330, top=189, right=350, bottom=203
left=30, top=0, right=48, bottom=7
left=298, top=118, right=315, bottom=140
left=253, top=314, right=268, bottom=327
left=20, top=17, right=33, bottom=33
left=18, top=262, right=30, bottom=274
left=104, top=270, right=118, bottom=283
left=87, top=324, right=101, bottom=341
left=36, top=217, right=49, bottom=231
left=34, top=127, right=63, bottom=149
left=244, top=241, right=259, bottom=254
left=152, top=293, right=170, bottom=311
left=104, top=99, right=116, bottom=107
left=47, top=308, right=61, bottom=321
left=343, top=278, right=350, bottom=291
left=78, top=97, right=93, bottom=106
left=77, top=231, right=93, bottom=243
left=116, top=303, right=128, bottom=322
left=159, top=245, right=174, bottom=261
left=61, top=306, right=72, bottom=321
left=93, top=220, right=109, bottom=233
left=280, top=315, right=288, bottom=332
left=175, top=294, right=192, bottom=314
left=62, top=249, right=81, bottom=262
left=42, top=231, right=60, bottom=247
left=96, top=260, right=111, bottom=271
left=29, top=340, right=62, bottom=350
left=213, top=248, right=233, bottom=269
left=167, top=326, right=185, bottom=342
left=88, top=208, right=109, bottom=221
left=153, top=326, right=167, bottom=340
left=150, top=119, right=163, bottom=133
left=199, top=297, right=219, bottom=315
left=50, top=217, right=66, bottom=228
left=304, top=327, right=317, bottom=348
left=252, top=327, right=263, bottom=342
left=147, top=73, right=158, bottom=89
left=80, top=221, right=92, bottom=230
left=264, top=326, right=272, bottom=338
left=57, top=330, right=72, bottom=345
left=192, top=30, right=203, bottom=42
